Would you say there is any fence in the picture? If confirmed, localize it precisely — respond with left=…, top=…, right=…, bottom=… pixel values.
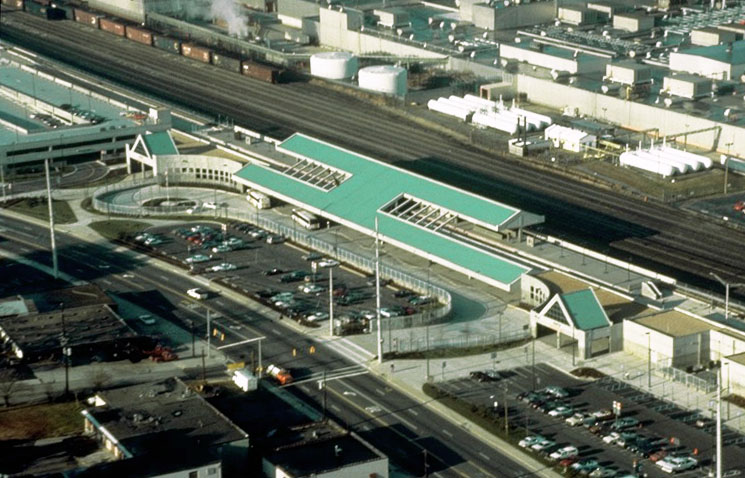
left=392, top=328, right=529, bottom=354
left=91, top=180, right=453, bottom=326
left=91, top=173, right=241, bottom=216
left=657, top=360, right=717, bottom=394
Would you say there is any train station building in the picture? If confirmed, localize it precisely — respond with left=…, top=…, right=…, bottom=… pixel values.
left=232, top=132, right=545, bottom=294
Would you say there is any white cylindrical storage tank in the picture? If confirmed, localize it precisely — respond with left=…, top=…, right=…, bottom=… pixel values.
left=358, top=65, right=408, bottom=95
left=620, top=151, right=675, bottom=177
left=310, top=51, right=358, bottom=80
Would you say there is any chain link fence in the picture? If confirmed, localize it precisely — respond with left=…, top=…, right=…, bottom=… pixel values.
left=393, top=328, right=529, bottom=354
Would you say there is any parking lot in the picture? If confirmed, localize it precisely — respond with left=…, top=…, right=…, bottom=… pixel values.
left=136, top=221, right=440, bottom=333
left=433, top=362, right=745, bottom=478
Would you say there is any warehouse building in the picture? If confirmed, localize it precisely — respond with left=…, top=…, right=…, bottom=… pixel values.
left=0, top=303, right=144, bottom=363
left=83, top=377, right=249, bottom=470
left=499, top=41, right=609, bottom=75
left=262, top=422, right=389, bottom=478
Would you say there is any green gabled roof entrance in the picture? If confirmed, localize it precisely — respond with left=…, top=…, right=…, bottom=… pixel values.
left=142, top=131, right=178, bottom=156
left=235, top=133, right=544, bottom=291
left=560, top=289, right=611, bottom=331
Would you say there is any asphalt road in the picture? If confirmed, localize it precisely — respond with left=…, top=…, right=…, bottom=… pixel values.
left=0, top=212, right=544, bottom=478
left=3, top=162, right=109, bottom=196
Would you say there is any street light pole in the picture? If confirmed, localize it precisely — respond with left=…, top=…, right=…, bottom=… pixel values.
left=646, top=332, right=652, bottom=389
left=328, top=266, right=334, bottom=336
left=375, top=216, right=382, bottom=365
left=206, top=309, right=211, bottom=358
left=532, top=333, right=536, bottom=390
left=710, top=272, right=745, bottom=322
left=717, top=366, right=723, bottom=478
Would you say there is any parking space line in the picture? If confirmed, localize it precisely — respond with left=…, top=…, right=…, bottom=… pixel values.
left=478, top=452, right=490, bottom=461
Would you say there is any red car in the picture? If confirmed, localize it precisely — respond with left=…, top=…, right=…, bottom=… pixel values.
left=734, top=200, right=745, bottom=212
left=559, top=456, right=579, bottom=467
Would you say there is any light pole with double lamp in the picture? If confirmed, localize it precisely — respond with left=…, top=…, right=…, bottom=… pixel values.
left=709, top=272, right=745, bottom=323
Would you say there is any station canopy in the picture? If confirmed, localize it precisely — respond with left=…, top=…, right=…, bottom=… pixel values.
left=234, top=133, right=545, bottom=291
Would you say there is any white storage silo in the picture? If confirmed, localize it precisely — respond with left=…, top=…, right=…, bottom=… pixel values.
left=358, top=65, right=408, bottom=96
left=310, top=51, right=358, bottom=80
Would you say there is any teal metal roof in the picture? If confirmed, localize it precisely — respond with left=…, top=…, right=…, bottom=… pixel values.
left=236, top=133, right=533, bottom=288
left=143, top=131, right=178, bottom=156
left=560, top=289, right=610, bottom=331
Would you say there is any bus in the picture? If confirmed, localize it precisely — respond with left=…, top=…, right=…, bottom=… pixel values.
left=292, top=209, right=321, bottom=230
left=247, top=190, right=271, bottom=209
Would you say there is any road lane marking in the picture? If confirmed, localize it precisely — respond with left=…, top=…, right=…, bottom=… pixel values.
left=443, top=429, right=453, bottom=437
left=479, top=452, right=491, bottom=461
left=408, top=409, right=419, bottom=416
left=331, top=404, right=341, bottom=412
left=158, top=275, right=170, bottom=282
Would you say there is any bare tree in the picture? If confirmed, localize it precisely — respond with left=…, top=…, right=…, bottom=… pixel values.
left=88, top=368, right=112, bottom=391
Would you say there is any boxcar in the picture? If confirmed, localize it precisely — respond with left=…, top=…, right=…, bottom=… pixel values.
left=46, top=5, right=65, bottom=18
left=212, top=53, right=241, bottom=73
left=0, top=0, right=24, bottom=9
left=55, top=2, right=74, bottom=19
left=241, top=60, right=279, bottom=84
left=181, top=43, right=212, bottom=64
left=73, top=8, right=100, bottom=28
left=125, top=25, right=153, bottom=46
left=153, top=34, right=181, bottom=55
left=99, top=17, right=125, bottom=36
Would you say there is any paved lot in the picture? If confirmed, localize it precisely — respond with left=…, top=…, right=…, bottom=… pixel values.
left=434, top=363, right=745, bottom=478
left=140, top=221, right=436, bottom=331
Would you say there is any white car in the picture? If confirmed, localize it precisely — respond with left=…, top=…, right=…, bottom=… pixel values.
left=315, top=258, right=340, bottom=268
left=203, top=202, right=218, bottom=210
left=301, top=284, right=325, bottom=295
left=518, top=435, right=544, bottom=449
left=531, top=438, right=556, bottom=452
left=306, top=311, right=329, bottom=322
left=209, top=263, right=237, bottom=272
left=187, top=288, right=208, bottom=300
left=185, top=254, right=210, bottom=264
left=549, top=445, right=578, bottom=461
left=548, top=406, right=573, bottom=417
left=656, top=456, right=697, bottom=474
left=565, top=413, right=586, bottom=426
left=589, top=468, right=617, bottom=478
left=602, top=432, right=622, bottom=445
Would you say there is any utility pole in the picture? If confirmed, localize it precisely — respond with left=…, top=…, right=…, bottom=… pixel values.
left=647, top=332, right=652, bottom=389
left=329, top=266, right=334, bottom=336
left=375, top=216, right=382, bottom=364
left=710, top=272, right=745, bottom=322
left=206, top=309, right=211, bottom=358
left=60, top=303, right=69, bottom=397
left=717, top=366, right=723, bottom=478
left=45, top=159, right=58, bottom=279
left=189, top=319, right=195, bottom=358
left=504, top=387, right=509, bottom=435
left=532, top=334, right=536, bottom=390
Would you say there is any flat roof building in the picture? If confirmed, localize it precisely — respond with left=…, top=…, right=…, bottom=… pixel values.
left=669, top=40, right=745, bottom=80
left=234, top=133, right=544, bottom=292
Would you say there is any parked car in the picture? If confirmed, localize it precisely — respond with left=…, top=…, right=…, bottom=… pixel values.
left=531, top=438, right=556, bottom=452
left=538, top=400, right=565, bottom=413
left=302, top=252, right=323, bottom=262
left=137, top=314, right=156, bottom=325
left=300, top=284, right=325, bottom=295
left=305, top=311, right=329, bottom=322
left=394, top=288, right=414, bottom=298
left=548, top=406, right=574, bottom=418
left=656, top=456, right=697, bottom=474
left=571, top=459, right=600, bottom=474
left=187, top=288, right=208, bottom=300
left=518, top=435, right=545, bottom=449
left=266, top=234, right=285, bottom=244
left=211, top=244, right=232, bottom=253
left=610, top=417, right=639, bottom=431
left=280, top=271, right=308, bottom=283
left=314, top=258, right=339, bottom=268
left=208, top=263, right=236, bottom=272
left=185, top=254, right=210, bottom=264
left=589, top=467, right=617, bottom=478
left=380, top=307, right=402, bottom=318
left=262, top=268, right=284, bottom=276
left=408, top=295, right=435, bottom=305
left=549, top=445, right=579, bottom=461
left=565, top=413, right=587, bottom=426
left=469, top=371, right=497, bottom=382
left=543, top=385, right=569, bottom=398
left=592, top=409, right=615, bottom=421
left=253, top=289, right=279, bottom=299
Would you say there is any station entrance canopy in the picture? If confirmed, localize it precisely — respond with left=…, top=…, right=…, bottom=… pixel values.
left=234, top=133, right=544, bottom=292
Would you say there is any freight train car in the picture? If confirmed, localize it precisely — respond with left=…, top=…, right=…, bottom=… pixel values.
left=74, top=8, right=100, bottom=28
left=212, top=53, right=241, bottom=73
left=99, top=17, right=125, bottom=36
left=24, top=0, right=46, bottom=15
left=45, top=5, right=65, bottom=18
left=181, top=42, right=211, bottom=64
left=241, top=60, right=280, bottom=84
left=0, top=0, right=24, bottom=10
left=125, top=25, right=153, bottom=46
left=52, top=2, right=75, bottom=19
left=152, top=34, right=181, bottom=55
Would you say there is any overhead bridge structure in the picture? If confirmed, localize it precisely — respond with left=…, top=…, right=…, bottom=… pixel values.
left=234, top=133, right=545, bottom=294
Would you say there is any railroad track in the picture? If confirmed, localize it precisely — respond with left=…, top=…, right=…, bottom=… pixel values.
left=4, top=11, right=745, bottom=289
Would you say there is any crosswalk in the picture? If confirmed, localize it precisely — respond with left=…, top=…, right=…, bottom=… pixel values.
left=291, top=364, right=369, bottom=386
left=316, top=335, right=376, bottom=365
